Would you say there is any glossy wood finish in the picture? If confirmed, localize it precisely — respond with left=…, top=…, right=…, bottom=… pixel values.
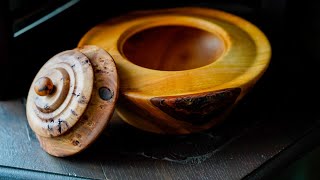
left=27, top=46, right=119, bottom=157
left=79, top=7, right=271, bottom=134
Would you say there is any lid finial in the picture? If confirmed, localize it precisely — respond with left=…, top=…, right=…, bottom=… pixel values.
left=34, top=77, right=54, bottom=96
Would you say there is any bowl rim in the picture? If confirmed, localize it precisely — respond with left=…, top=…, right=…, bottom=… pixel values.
left=78, top=7, right=271, bottom=98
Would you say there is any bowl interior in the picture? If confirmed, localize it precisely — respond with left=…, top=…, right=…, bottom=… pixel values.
left=122, top=25, right=225, bottom=71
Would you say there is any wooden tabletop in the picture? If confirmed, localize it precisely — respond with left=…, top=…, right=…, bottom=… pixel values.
left=0, top=90, right=319, bottom=180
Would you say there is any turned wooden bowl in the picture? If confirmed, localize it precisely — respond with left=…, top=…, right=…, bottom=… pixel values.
left=79, top=7, right=271, bottom=134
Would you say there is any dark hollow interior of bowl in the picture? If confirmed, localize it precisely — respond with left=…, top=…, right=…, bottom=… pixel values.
left=122, top=25, right=225, bottom=71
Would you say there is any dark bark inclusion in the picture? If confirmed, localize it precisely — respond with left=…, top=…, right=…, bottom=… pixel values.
left=150, top=88, right=241, bottom=125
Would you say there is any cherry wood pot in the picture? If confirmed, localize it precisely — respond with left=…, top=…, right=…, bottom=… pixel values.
left=79, top=7, right=271, bottom=134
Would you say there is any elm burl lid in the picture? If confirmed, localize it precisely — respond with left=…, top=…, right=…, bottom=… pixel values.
left=26, top=45, right=119, bottom=157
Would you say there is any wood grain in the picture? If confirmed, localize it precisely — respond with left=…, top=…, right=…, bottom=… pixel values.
left=27, top=46, right=119, bottom=157
left=122, top=25, right=225, bottom=71
left=27, top=50, right=94, bottom=137
left=78, top=7, right=271, bottom=134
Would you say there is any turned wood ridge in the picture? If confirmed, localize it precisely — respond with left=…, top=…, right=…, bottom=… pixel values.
left=27, top=46, right=119, bottom=157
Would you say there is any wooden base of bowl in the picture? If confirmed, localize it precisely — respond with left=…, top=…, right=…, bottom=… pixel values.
left=116, top=88, right=240, bottom=134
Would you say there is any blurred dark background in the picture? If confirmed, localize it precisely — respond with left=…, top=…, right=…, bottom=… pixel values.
left=1, top=0, right=317, bottom=100
left=0, top=0, right=288, bottom=99
left=0, top=0, right=320, bottom=179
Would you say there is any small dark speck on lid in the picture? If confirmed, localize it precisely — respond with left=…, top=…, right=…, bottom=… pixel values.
left=82, top=115, right=88, bottom=120
left=95, top=69, right=106, bottom=74
left=47, top=124, right=52, bottom=131
left=87, top=121, right=93, bottom=126
left=71, top=109, right=78, bottom=116
left=72, top=93, right=81, bottom=97
left=72, top=139, right=80, bottom=146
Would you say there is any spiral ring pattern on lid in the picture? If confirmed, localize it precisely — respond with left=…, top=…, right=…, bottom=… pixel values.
left=26, top=50, right=94, bottom=137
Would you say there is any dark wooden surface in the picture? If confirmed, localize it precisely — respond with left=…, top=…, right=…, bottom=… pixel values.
left=0, top=92, right=319, bottom=180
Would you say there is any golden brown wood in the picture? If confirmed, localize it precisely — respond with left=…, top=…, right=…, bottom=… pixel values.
left=79, top=7, right=271, bottom=134
left=26, top=46, right=118, bottom=156
left=122, top=25, right=225, bottom=71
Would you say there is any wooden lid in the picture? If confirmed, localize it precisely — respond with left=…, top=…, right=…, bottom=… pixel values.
left=26, top=45, right=119, bottom=157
